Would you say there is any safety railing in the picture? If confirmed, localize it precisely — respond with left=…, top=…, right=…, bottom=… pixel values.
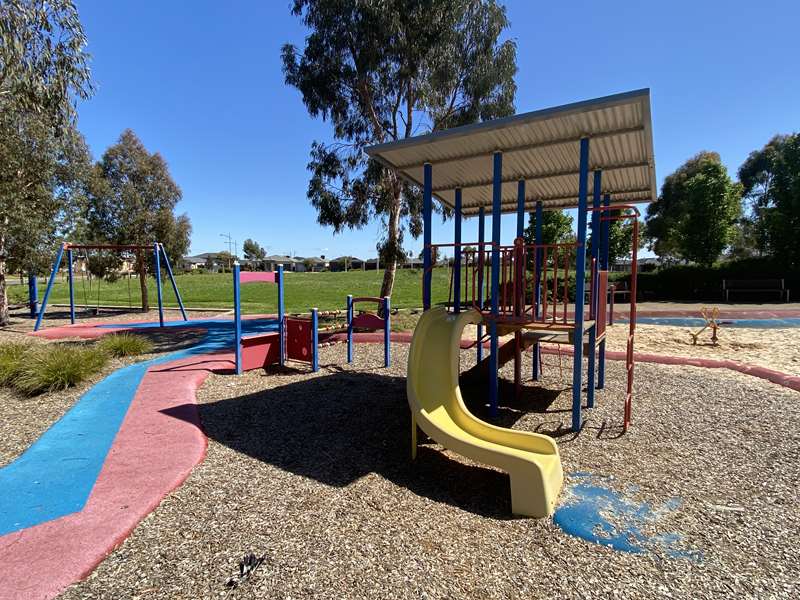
left=424, top=239, right=580, bottom=324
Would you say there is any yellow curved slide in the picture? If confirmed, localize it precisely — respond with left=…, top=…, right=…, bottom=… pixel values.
left=407, top=307, right=563, bottom=517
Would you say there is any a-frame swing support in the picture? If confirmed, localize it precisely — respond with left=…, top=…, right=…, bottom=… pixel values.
left=34, top=242, right=188, bottom=331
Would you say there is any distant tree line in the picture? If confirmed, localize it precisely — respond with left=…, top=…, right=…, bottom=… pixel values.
left=645, top=134, right=800, bottom=268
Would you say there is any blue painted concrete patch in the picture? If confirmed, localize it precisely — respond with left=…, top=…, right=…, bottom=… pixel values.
left=0, top=318, right=277, bottom=536
left=554, top=473, right=700, bottom=559
left=620, top=316, right=800, bottom=328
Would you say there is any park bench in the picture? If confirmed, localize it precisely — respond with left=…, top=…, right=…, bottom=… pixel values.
left=722, top=279, right=790, bottom=302
left=609, top=280, right=632, bottom=302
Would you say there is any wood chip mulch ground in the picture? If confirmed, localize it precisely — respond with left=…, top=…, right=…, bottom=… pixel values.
left=56, top=341, right=799, bottom=599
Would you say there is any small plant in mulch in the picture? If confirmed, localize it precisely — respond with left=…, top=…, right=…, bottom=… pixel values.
left=225, top=552, right=266, bottom=590
left=97, top=333, right=154, bottom=358
left=0, top=342, right=28, bottom=386
left=11, top=345, right=108, bottom=396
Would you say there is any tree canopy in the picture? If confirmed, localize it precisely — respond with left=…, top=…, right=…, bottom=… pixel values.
left=645, top=152, right=741, bottom=265
left=243, top=238, right=267, bottom=263
left=0, top=0, right=93, bottom=325
left=522, top=210, right=574, bottom=247
left=87, top=130, right=191, bottom=310
left=738, top=133, right=800, bottom=266
left=282, top=0, right=516, bottom=297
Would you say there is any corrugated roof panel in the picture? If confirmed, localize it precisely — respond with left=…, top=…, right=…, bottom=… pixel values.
left=366, top=89, right=656, bottom=213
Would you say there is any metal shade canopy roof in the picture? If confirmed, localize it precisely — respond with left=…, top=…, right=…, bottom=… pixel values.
left=365, top=88, right=656, bottom=216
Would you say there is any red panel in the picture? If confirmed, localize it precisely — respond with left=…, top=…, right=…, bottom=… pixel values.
left=240, top=333, right=280, bottom=371
left=352, top=313, right=385, bottom=330
left=286, top=318, right=313, bottom=363
left=597, top=270, right=608, bottom=338
left=239, top=271, right=276, bottom=284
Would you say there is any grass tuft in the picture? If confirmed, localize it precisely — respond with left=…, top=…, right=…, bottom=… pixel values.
left=0, top=342, right=28, bottom=386
left=97, top=333, right=154, bottom=357
left=12, top=345, right=108, bottom=396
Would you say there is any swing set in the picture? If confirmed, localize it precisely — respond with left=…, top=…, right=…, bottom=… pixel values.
left=33, top=242, right=187, bottom=332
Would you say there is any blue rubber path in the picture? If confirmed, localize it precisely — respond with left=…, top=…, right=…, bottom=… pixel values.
left=621, top=316, right=800, bottom=328
left=0, top=319, right=277, bottom=536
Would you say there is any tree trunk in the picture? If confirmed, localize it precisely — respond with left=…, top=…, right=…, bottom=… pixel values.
left=137, top=253, right=149, bottom=312
left=379, top=188, right=402, bottom=300
left=0, top=218, right=8, bottom=326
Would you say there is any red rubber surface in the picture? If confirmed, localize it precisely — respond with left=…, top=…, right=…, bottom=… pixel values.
left=0, top=353, right=229, bottom=600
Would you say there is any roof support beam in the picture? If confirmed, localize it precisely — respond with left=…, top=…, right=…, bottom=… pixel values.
left=459, top=187, right=652, bottom=215
left=431, top=160, right=650, bottom=193
left=394, top=125, right=645, bottom=171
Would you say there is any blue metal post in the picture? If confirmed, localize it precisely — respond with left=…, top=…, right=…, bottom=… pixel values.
left=571, top=137, right=590, bottom=432
left=277, top=265, right=285, bottom=366
left=67, top=248, right=75, bottom=324
left=28, top=273, right=38, bottom=318
left=311, top=307, right=319, bottom=372
left=233, top=263, right=242, bottom=374
left=453, top=188, right=462, bottom=313
left=159, top=244, right=188, bottom=321
left=153, top=242, right=164, bottom=327
left=422, top=162, right=433, bottom=310
left=489, top=151, right=502, bottom=417
left=383, top=296, right=391, bottom=367
left=587, top=170, right=602, bottom=408
left=514, top=179, right=525, bottom=393
left=34, top=243, right=66, bottom=331
left=598, top=193, right=611, bottom=389
left=346, top=294, right=354, bottom=363
left=533, top=200, right=543, bottom=380
left=477, top=207, right=485, bottom=363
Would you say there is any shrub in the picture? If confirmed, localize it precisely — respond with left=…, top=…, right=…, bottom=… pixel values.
left=0, top=342, right=28, bottom=386
left=97, top=333, right=154, bottom=357
left=13, top=345, right=108, bottom=396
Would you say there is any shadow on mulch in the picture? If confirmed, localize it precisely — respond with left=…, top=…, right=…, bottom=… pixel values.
left=162, top=371, right=579, bottom=520
left=133, top=328, right=208, bottom=352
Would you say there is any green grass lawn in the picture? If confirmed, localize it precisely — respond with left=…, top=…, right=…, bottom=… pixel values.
left=9, top=269, right=453, bottom=314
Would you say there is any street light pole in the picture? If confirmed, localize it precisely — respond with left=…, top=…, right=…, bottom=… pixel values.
left=220, top=232, right=233, bottom=270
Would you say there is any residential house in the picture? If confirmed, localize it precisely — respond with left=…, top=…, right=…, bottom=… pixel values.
left=296, top=256, right=328, bottom=272
left=329, top=256, right=364, bottom=271
left=264, top=255, right=300, bottom=272
left=181, top=255, right=207, bottom=271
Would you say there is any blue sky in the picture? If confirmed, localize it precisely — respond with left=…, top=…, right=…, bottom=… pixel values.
left=74, top=0, right=799, bottom=258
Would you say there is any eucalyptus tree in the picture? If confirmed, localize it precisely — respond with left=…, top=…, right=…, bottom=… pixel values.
left=87, top=130, right=191, bottom=311
left=739, top=133, right=800, bottom=266
left=0, top=0, right=93, bottom=325
left=282, top=0, right=517, bottom=298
